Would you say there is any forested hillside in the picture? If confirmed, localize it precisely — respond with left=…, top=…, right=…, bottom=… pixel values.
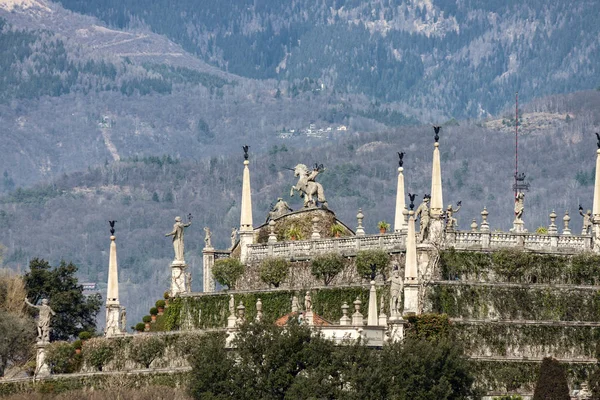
left=1, top=90, right=599, bottom=326
left=58, top=0, right=600, bottom=117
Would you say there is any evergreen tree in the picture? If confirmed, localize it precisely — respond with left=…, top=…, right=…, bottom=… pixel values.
left=24, top=258, right=102, bottom=341
left=533, top=357, right=570, bottom=400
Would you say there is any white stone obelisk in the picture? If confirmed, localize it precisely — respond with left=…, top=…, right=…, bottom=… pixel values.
left=403, top=210, right=419, bottom=315
left=394, top=166, right=406, bottom=232
left=239, top=153, right=254, bottom=263
left=367, top=280, right=378, bottom=326
left=429, top=137, right=444, bottom=241
left=593, top=148, right=600, bottom=253
left=105, top=234, right=122, bottom=337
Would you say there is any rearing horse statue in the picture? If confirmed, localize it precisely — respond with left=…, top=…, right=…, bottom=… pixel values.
left=290, top=164, right=328, bottom=208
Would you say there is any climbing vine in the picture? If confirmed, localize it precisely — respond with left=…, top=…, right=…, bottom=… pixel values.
left=430, top=284, right=600, bottom=321
left=439, top=248, right=600, bottom=285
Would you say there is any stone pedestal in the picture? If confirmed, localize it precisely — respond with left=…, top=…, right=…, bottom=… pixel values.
left=35, top=342, right=50, bottom=378
left=378, top=313, right=387, bottom=327
left=105, top=303, right=122, bottom=337
left=388, top=319, right=406, bottom=343
left=428, top=218, right=445, bottom=244
left=170, top=260, right=188, bottom=297
left=239, top=230, right=254, bottom=264
left=227, top=315, right=237, bottom=329
left=202, top=248, right=215, bottom=293
left=305, top=311, right=314, bottom=326
left=511, top=219, right=526, bottom=233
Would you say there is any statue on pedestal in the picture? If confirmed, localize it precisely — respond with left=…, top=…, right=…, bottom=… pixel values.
left=304, top=291, right=312, bottom=313
left=166, top=216, right=192, bottom=262
left=290, top=164, right=328, bottom=208
left=579, top=205, right=592, bottom=235
left=25, top=298, right=55, bottom=343
left=120, top=307, right=127, bottom=332
left=514, top=192, right=525, bottom=222
left=204, top=227, right=212, bottom=248
left=387, top=265, right=402, bottom=317
left=445, top=201, right=462, bottom=231
left=415, top=195, right=431, bottom=242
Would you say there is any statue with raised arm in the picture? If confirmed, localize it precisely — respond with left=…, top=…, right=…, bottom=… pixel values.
left=445, top=201, right=462, bottom=232
left=24, top=298, right=56, bottom=342
left=579, top=205, right=592, bottom=235
left=387, top=264, right=402, bottom=317
left=290, top=163, right=328, bottom=208
left=415, top=195, right=431, bottom=242
left=166, top=216, right=192, bottom=262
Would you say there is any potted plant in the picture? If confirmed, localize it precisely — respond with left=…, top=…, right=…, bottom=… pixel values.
left=331, top=223, right=344, bottom=238
left=155, top=300, right=166, bottom=315
left=142, top=315, right=152, bottom=331
left=286, top=225, right=303, bottom=241
left=73, top=339, right=83, bottom=355
left=135, top=323, right=146, bottom=333
left=378, top=221, right=390, bottom=234
left=150, top=307, right=158, bottom=322
left=163, top=291, right=170, bottom=307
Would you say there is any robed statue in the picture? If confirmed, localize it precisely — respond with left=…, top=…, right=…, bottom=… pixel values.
left=166, top=216, right=192, bottom=262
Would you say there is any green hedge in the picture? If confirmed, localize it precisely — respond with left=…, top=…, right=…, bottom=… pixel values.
left=430, top=284, right=600, bottom=321
left=451, top=323, right=600, bottom=358
left=439, top=249, right=600, bottom=285
left=168, top=286, right=384, bottom=330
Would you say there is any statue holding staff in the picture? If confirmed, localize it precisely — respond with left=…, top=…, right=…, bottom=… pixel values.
left=166, top=216, right=192, bottom=262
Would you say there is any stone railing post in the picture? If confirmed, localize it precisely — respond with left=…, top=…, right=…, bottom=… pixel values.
left=202, top=247, right=216, bottom=293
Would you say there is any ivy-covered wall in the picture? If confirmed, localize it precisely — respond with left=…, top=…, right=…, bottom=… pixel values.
left=439, top=248, right=600, bottom=285
left=429, top=284, right=600, bottom=321
left=169, top=286, right=390, bottom=330
left=0, top=371, right=190, bottom=397
left=450, top=322, right=600, bottom=359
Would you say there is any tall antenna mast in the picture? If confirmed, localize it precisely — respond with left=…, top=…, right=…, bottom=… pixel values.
left=514, top=91, right=518, bottom=199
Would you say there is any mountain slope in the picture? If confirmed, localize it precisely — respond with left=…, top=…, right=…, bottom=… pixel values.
left=56, top=0, right=600, bottom=117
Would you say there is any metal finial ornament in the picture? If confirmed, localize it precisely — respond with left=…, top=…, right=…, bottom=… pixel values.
left=433, top=126, right=441, bottom=142
left=408, top=193, right=417, bottom=210
left=187, top=213, right=193, bottom=222
left=242, top=145, right=249, bottom=160
left=595, top=133, right=600, bottom=149
left=109, top=220, right=117, bottom=235
left=397, top=152, right=404, bottom=167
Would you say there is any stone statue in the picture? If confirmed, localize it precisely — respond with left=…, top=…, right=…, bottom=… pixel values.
left=204, top=227, right=212, bottom=248
left=445, top=201, right=462, bottom=231
left=229, top=294, right=235, bottom=317
left=230, top=228, right=238, bottom=248
left=304, top=291, right=312, bottom=313
left=268, top=197, right=293, bottom=221
left=166, top=216, right=192, bottom=262
left=120, top=307, right=127, bottom=332
left=25, top=298, right=56, bottom=342
left=186, top=271, right=193, bottom=291
left=415, top=195, right=431, bottom=242
left=290, top=164, right=328, bottom=208
left=387, top=265, right=402, bottom=317
left=291, top=296, right=300, bottom=313
left=514, top=192, right=525, bottom=221
left=579, top=205, right=592, bottom=235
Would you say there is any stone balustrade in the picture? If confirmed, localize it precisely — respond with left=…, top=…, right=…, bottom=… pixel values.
left=246, top=232, right=407, bottom=262
left=242, top=229, right=594, bottom=263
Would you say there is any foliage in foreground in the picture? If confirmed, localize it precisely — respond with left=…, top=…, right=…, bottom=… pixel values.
left=212, top=259, right=245, bottom=289
left=532, top=357, right=569, bottom=400
left=189, top=320, right=478, bottom=400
